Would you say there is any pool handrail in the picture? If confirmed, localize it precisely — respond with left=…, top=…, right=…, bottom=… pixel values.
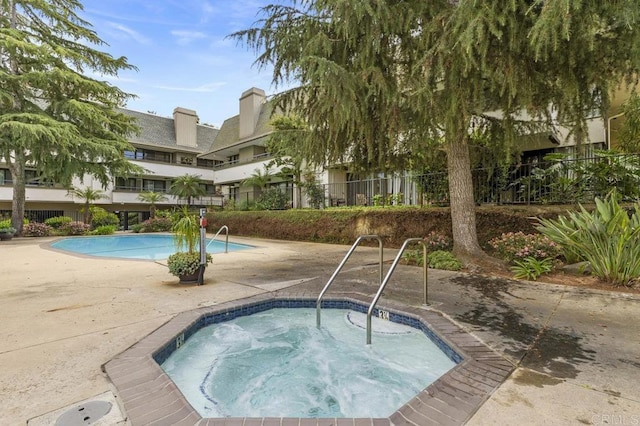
left=316, top=235, right=384, bottom=328
left=366, top=238, right=428, bottom=345
left=208, top=225, right=229, bottom=253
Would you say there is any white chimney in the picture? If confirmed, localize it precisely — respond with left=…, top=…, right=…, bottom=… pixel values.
left=173, top=107, right=198, bottom=147
left=239, top=87, right=266, bottom=139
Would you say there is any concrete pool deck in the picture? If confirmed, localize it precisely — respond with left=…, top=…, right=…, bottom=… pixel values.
left=1, top=235, right=639, bottom=425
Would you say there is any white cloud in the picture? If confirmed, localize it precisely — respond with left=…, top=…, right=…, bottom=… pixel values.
left=171, top=30, right=208, bottom=45
left=201, top=1, right=215, bottom=15
left=107, top=22, right=152, bottom=45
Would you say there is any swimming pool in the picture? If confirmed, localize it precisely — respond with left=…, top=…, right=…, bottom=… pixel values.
left=50, top=234, right=252, bottom=260
left=162, top=307, right=456, bottom=418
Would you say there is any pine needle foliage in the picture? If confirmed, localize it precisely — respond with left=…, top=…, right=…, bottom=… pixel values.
left=233, top=0, right=640, bottom=262
left=0, top=0, right=142, bottom=233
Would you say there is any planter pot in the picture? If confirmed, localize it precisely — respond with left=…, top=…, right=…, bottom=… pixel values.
left=178, top=271, right=200, bottom=283
left=0, top=233, right=13, bottom=241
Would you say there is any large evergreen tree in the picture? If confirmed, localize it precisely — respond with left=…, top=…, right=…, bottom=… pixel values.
left=234, top=0, right=640, bottom=267
left=0, top=0, right=141, bottom=234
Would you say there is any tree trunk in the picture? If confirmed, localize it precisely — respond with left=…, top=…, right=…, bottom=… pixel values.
left=84, top=201, right=90, bottom=224
left=8, top=153, right=26, bottom=236
left=446, top=135, right=485, bottom=263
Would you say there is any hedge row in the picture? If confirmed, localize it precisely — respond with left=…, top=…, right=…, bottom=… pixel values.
left=207, top=205, right=571, bottom=249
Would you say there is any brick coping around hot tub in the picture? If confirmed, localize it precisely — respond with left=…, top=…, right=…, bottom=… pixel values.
left=103, top=292, right=514, bottom=426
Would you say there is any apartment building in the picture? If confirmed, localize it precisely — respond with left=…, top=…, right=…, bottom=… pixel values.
left=0, top=107, right=219, bottom=224
left=201, top=87, right=349, bottom=208
left=205, top=86, right=629, bottom=208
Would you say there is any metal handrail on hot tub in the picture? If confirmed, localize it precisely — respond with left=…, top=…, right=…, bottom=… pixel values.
left=366, top=238, right=428, bottom=345
left=316, top=235, right=384, bottom=328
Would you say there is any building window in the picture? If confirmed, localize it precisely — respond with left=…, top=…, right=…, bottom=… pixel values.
left=115, top=177, right=138, bottom=191
left=124, top=149, right=172, bottom=163
left=228, top=154, right=239, bottom=165
left=199, top=183, right=216, bottom=195
left=0, top=169, right=9, bottom=185
left=229, top=186, right=239, bottom=201
left=143, top=179, right=167, bottom=192
left=197, top=158, right=214, bottom=168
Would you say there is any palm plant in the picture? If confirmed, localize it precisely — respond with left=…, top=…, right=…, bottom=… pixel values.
left=537, top=191, right=640, bottom=286
left=137, top=191, right=168, bottom=218
left=242, top=165, right=273, bottom=190
left=68, top=187, right=108, bottom=224
left=171, top=206, right=199, bottom=253
left=167, top=206, right=211, bottom=279
left=170, top=174, right=206, bottom=205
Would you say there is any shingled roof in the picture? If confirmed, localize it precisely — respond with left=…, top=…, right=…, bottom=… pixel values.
left=206, top=101, right=274, bottom=154
left=121, top=109, right=218, bottom=153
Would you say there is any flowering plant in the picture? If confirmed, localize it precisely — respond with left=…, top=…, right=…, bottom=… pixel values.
left=23, top=222, right=52, bottom=237
left=423, top=231, right=452, bottom=252
left=60, top=221, right=91, bottom=236
left=488, top=232, right=560, bottom=264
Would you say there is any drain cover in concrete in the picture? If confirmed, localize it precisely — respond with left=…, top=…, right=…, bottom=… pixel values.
left=55, top=401, right=112, bottom=425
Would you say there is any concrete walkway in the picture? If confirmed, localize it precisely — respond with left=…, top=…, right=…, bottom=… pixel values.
left=0, top=236, right=638, bottom=425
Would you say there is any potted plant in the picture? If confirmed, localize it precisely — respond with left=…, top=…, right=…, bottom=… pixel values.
left=167, top=207, right=211, bottom=283
left=0, top=226, right=16, bottom=241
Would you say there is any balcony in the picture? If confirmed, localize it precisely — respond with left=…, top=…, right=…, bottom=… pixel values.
left=213, top=152, right=272, bottom=170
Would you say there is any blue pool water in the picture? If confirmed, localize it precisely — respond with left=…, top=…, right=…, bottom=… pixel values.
left=161, top=308, right=456, bottom=418
left=51, top=234, right=252, bottom=260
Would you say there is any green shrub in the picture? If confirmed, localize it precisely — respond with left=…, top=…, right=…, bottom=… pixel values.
left=404, top=249, right=462, bottom=271
left=140, top=217, right=173, bottom=232
left=22, top=222, right=52, bottom=237
left=91, top=225, right=117, bottom=235
left=427, top=250, right=463, bottom=271
left=257, top=188, right=288, bottom=210
left=224, top=198, right=237, bottom=211
left=510, top=257, right=555, bottom=281
left=402, top=249, right=424, bottom=265
left=488, top=231, right=561, bottom=264
left=0, top=226, right=16, bottom=235
left=372, top=194, right=384, bottom=207
left=167, top=252, right=212, bottom=277
left=0, top=219, right=12, bottom=228
left=537, top=192, right=640, bottom=286
left=60, top=221, right=91, bottom=236
left=130, top=224, right=143, bottom=233
left=301, top=175, right=325, bottom=209
left=155, top=209, right=172, bottom=219
left=45, top=216, right=73, bottom=229
left=89, top=207, right=119, bottom=228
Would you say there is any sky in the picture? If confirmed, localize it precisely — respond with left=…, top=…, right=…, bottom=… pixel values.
left=81, top=0, right=288, bottom=128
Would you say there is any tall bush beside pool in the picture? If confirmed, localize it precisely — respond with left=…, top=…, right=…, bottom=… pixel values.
left=60, top=221, right=91, bottom=236
left=90, top=225, right=117, bottom=235
left=537, top=192, right=640, bottom=287
left=90, top=207, right=119, bottom=228
left=45, top=216, right=73, bottom=229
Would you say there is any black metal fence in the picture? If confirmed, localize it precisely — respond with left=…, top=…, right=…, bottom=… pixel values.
left=0, top=209, right=82, bottom=223
left=221, top=187, right=296, bottom=210
left=320, top=153, right=640, bottom=208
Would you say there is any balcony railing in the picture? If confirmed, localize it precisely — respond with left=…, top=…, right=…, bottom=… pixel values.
left=213, top=152, right=273, bottom=170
